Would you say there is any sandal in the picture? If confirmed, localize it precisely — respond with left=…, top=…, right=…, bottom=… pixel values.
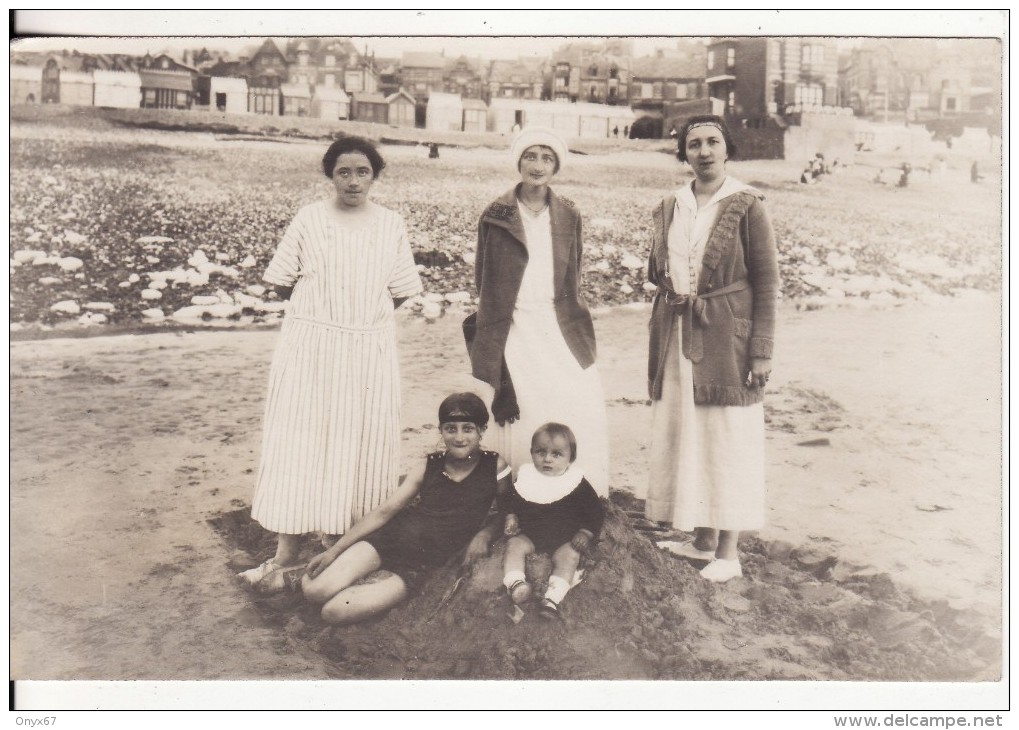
left=538, top=597, right=562, bottom=621
left=236, top=558, right=282, bottom=586
left=656, top=540, right=716, bottom=561
left=256, top=564, right=308, bottom=595
left=507, top=579, right=533, bottom=606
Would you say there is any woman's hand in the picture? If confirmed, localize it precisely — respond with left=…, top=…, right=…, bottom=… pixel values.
left=492, top=387, right=519, bottom=425
left=748, top=357, right=772, bottom=389
left=306, top=547, right=339, bottom=579
left=504, top=513, right=520, bottom=537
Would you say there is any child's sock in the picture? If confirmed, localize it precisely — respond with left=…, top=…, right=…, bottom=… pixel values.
left=503, top=570, right=527, bottom=589
left=544, top=575, right=571, bottom=604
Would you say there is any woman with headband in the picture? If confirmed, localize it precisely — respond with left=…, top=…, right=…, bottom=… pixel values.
left=646, top=115, right=780, bottom=582
left=470, top=126, right=609, bottom=496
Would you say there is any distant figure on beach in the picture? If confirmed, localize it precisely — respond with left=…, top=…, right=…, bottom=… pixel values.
left=501, top=423, right=604, bottom=620
left=471, top=126, right=610, bottom=495
left=238, top=136, right=424, bottom=591
left=613, top=125, right=619, bottom=138
left=428, top=143, right=440, bottom=159
left=898, top=162, right=912, bottom=188
left=971, top=161, right=984, bottom=183
left=645, top=115, right=780, bottom=583
left=299, top=393, right=512, bottom=623
left=623, top=125, right=629, bottom=138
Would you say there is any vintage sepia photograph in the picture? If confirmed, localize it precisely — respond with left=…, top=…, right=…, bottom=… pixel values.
left=8, top=9, right=1007, bottom=714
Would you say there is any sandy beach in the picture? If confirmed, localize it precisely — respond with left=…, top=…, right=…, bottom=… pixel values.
left=9, top=292, right=1003, bottom=681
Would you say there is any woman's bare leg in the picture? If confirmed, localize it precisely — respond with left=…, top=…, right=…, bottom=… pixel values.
left=302, top=541, right=382, bottom=604
left=319, top=574, right=409, bottom=626
left=274, top=533, right=302, bottom=565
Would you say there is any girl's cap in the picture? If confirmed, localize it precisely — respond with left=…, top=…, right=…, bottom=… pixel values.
left=438, top=392, right=489, bottom=427
left=510, top=125, right=568, bottom=172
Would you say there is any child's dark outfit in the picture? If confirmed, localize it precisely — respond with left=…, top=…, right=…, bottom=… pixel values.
left=365, top=450, right=500, bottom=581
left=501, top=463, right=604, bottom=552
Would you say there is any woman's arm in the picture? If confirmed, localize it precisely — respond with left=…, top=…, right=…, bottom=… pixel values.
left=745, top=199, right=780, bottom=387
left=306, top=460, right=427, bottom=577
left=746, top=199, right=780, bottom=360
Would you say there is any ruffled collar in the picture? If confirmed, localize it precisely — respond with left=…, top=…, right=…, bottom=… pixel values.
left=513, top=462, right=585, bottom=504
left=676, top=176, right=752, bottom=213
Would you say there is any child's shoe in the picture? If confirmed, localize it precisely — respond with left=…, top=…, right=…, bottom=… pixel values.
left=256, top=564, right=308, bottom=594
left=538, top=597, right=562, bottom=621
left=237, top=558, right=283, bottom=586
left=699, top=558, right=743, bottom=583
left=507, top=579, right=533, bottom=606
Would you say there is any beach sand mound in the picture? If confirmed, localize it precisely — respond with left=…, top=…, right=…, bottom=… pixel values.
left=211, top=495, right=998, bottom=681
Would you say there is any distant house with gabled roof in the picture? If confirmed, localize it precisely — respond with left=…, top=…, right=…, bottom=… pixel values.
left=630, top=49, right=707, bottom=133
left=443, top=55, right=486, bottom=99
left=488, top=58, right=545, bottom=102
left=400, top=51, right=446, bottom=103
left=351, top=88, right=415, bottom=126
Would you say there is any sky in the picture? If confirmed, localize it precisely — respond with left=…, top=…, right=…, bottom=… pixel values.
left=11, top=35, right=692, bottom=62
left=11, top=9, right=1006, bottom=61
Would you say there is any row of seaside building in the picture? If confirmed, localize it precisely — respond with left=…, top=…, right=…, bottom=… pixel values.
left=10, top=35, right=998, bottom=153
left=10, top=60, right=637, bottom=138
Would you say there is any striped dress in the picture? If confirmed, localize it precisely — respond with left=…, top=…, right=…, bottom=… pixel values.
left=251, top=200, right=424, bottom=535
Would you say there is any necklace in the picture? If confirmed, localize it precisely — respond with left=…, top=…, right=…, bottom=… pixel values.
left=517, top=195, right=547, bottom=214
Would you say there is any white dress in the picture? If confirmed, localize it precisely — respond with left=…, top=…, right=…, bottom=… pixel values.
left=646, top=178, right=766, bottom=531
left=488, top=202, right=610, bottom=496
left=251, top=201, right=424, bottom=535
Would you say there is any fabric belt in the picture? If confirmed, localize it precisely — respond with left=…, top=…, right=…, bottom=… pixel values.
left=290, top=315, right=393, bottom=334
left=657, top=279, right=750, bottom=363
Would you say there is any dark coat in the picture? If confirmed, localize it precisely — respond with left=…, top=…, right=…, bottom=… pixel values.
left=471, top=185, right=597, bottom=394
left=647, top=188, right=779, bottom=406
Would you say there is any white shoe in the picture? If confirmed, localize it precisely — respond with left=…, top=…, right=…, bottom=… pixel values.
left=657, top=540, right=716, bottom=560
left=237, top=558, right=282, bottom=586
left=699, top=558, right=743, bottom=583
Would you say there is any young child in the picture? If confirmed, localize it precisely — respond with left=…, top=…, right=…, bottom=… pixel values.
left=500, top=422, right=605, bottom=619
left=290, top=393, right=513, bottom=625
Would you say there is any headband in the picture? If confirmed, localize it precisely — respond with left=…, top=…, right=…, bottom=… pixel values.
left=687, top=121, right=725, bottom=134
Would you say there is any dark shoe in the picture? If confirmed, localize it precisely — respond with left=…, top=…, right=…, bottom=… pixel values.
left=538, top=597, right=562, bottom=621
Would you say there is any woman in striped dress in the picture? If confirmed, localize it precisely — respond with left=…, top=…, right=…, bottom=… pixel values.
left=239, top=137, right=424, bottom=588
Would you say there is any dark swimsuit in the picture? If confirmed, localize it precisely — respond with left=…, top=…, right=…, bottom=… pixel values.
left=365, top=450, right=499, bottom=580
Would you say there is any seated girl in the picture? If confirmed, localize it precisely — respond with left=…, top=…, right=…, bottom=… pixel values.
left=297, top=392, right=512, bottom=626
left=500, top=422, right=605, bottom=619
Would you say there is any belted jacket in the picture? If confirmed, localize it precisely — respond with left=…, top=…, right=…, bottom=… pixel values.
left=471, top=185, right=597, bottom=394
left=647, top=188, right=779, bottom=406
